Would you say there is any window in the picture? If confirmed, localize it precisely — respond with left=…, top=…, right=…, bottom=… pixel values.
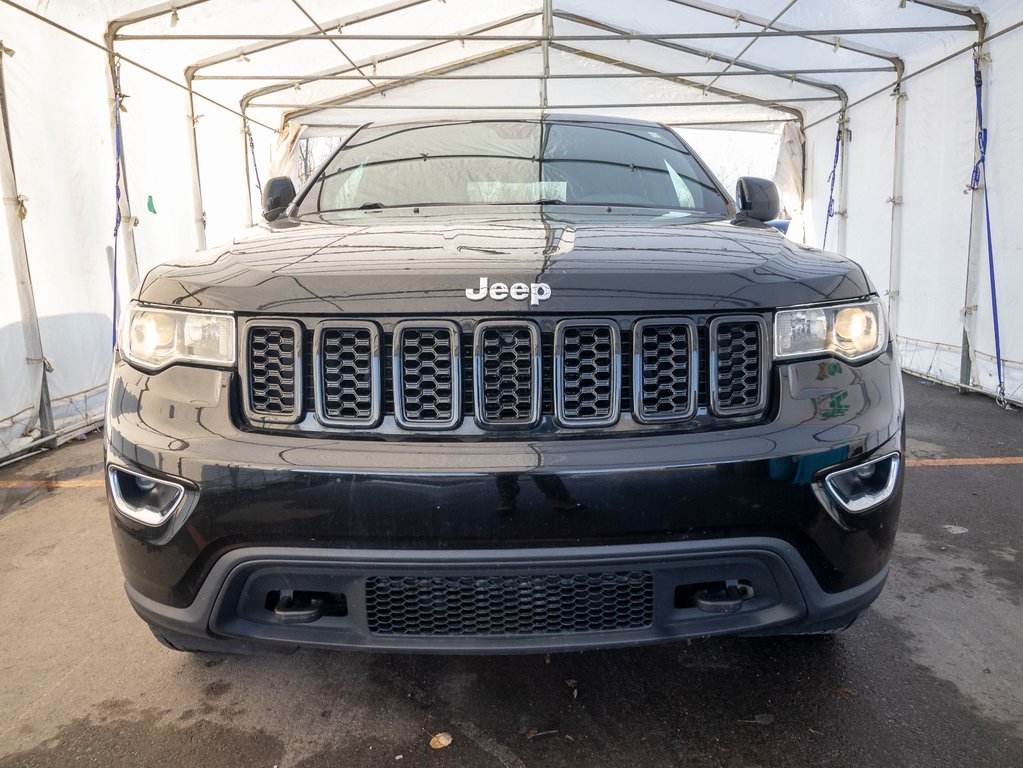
left=299, top=120, right=729, bottom=215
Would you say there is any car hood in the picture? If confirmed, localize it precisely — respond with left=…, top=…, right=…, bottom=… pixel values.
left=137, top=206, right=871, bottom=314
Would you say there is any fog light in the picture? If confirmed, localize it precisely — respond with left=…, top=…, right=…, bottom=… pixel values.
left=854, top=463, right=876, bottom=480
left=822, top=452, right=901, bottom=514
left=134, top=476, right=156, bottom=492
left=107, top=465, right=186, bottom=526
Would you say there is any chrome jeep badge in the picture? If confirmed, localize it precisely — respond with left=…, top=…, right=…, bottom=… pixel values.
left=465, top=277, right=552, bottom=306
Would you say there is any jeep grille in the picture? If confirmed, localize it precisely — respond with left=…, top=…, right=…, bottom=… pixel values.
left=241, top=315, right=768, bottom=433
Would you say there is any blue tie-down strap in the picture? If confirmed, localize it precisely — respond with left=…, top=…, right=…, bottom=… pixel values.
left=112, top=60, right=124, bottom=349
left=822, top=118, right=842, bottom=250
left=969, top=51, right=1005, bottom=405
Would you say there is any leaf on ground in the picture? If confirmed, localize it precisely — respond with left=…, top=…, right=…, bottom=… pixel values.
left=429, top=733, right=453, bottom=750
left=942, top=524, right=968, bottom=535
left=565, top=679, right=579, bottom=699
left=836, top=687, right=858, bottom=701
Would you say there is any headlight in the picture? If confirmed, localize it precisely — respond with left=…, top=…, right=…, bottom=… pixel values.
left=774, top=299, right=886, bottom=362
left=121, top=304, right=235, bottom=371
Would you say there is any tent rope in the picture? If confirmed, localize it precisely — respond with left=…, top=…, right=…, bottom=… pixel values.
left=111, top=57, right=124, bottom=349
left=245, top=120, right=263, bottom=196
left=822, top=111, right=843, bottom=250
left=968, top=46, right=1005, bottom=406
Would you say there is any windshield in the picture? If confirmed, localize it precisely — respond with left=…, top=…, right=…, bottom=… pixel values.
left=298, top=120, right=730, bottom=215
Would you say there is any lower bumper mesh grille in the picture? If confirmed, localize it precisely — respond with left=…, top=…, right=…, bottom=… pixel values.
left=365, top=571, right=655, bottom=636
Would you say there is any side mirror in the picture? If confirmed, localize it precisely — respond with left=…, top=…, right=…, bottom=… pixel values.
left=262, top=176, right=296, bottom=222
left=735, top=177, right=780, bottom=222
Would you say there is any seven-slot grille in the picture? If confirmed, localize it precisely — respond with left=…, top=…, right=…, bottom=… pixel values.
left=365, top=571, right=655, bottom=636
left=241, top=315, right=767, bottom=430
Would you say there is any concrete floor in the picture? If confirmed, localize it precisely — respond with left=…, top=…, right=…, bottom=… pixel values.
left=1, top=373, right=1021, bottom=767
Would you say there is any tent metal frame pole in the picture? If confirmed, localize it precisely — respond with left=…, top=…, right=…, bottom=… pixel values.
left=552, top=12, right=847, bottom=105
left=908, top=0, right=986, bottom=40
left=239, top=12, right=541, bottom=116
left=960, top=44, right=989, bottom=388
left=700, top=0, right=798, bottom=90
left=886, top=82, right=908, bottom=336
left=0, top=45, right=55, bottom=449
left=182, top=0, right=442, bottom=224
left=106, top=0, right=212, bottom=37
left=196, top=67, right=896, bottom=81
left=540, top=0, right=551, bottom=110
left=266, top=96, right=838, bottom=112
left=901, top=0, right=988, bottom=391
left=280, top=43, right=541, bottom=123
left=100, top=42, right=142, bottom=295
left=184, top=71, right=207, bottom=250
left=836, top=108, right=849, bottom=256
left=287, top=0, right=381, bottom=95
left=184, top=0, right=436, bottom=85
left=666, top=118, right=798, bottom=127
left=0, top=1, right=277, bottom=130
left=241, top=111, right=255, bottom=227
left=549, top=43, right=806, bottom=124
left=114, top=25, right=976, bottom=42
left=664, top=0, right=905, bottom=75
left=804, top=17, right=1023, bottom=132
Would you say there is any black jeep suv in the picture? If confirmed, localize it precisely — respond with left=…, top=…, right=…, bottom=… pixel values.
left=105, top=116, right=904, bottom=653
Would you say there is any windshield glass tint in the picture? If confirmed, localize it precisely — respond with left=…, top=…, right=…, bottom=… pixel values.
left=300, top=121, right=729, bottom=214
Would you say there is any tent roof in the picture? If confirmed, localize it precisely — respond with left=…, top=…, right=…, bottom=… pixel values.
left=10, top=0, right=1023, bottom=131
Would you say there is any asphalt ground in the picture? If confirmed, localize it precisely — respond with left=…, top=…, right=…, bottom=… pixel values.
left=0, top=373, right=1020, bottom=768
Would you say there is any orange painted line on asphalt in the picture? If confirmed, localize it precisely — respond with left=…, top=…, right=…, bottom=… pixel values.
left=906, top=456, right=1023, bottom=467
left=0, top=478, right=104, bottom=488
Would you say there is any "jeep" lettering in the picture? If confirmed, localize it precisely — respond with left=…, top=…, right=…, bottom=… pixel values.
left=465, top=277, right=552, bottom=306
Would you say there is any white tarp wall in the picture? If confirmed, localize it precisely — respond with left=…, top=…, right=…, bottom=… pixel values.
left=1, top=0, right=1022, bottom=461
left=802, top=5, right=1023, bottom=404
left=0, top=10, right=115, bottom=457
left=0, top=1, right=276, bottom=458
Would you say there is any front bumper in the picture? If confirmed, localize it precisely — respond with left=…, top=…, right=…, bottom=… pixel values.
left=126, top=540, right=889, bottom=653
left=106, top=348, right=904, bottom=651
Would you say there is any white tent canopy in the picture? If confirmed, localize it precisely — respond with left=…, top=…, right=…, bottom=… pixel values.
left=1, top=0, right=1021, bottom=460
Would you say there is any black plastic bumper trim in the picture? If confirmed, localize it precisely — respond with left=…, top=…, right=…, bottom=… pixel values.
left=124, top=538, right=888, bottom=654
